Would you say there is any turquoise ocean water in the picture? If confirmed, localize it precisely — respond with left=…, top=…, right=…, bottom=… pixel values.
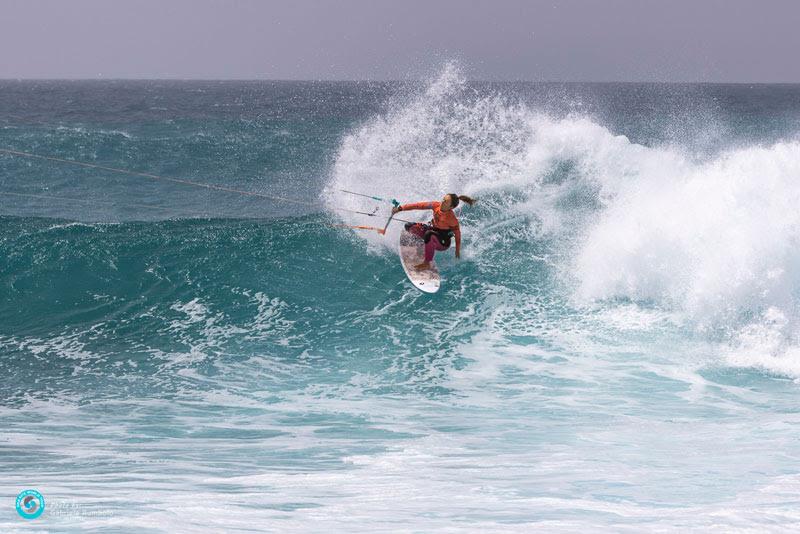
left=3, top=66, right=800, bottom=531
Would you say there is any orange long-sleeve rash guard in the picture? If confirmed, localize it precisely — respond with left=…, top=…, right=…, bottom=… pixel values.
left=400, top=201, right=461, bottom=253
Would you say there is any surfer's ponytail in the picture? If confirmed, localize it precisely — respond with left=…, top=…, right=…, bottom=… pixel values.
left=458, top=195, right=476, bottom=206
left=448, top=193, right=476, bottom=208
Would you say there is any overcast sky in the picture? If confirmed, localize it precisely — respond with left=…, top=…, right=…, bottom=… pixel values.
left=2, top=0, right=800, bottom=82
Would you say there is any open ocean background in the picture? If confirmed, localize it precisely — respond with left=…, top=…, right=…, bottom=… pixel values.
left=3, top=65, right=800, bottom=531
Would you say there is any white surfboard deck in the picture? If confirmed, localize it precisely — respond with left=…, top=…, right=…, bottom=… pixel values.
left=399, top=229, right=441, bottom=293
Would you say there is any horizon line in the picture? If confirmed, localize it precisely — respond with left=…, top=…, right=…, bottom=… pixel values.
left=3, top=77, right=800, bottom=85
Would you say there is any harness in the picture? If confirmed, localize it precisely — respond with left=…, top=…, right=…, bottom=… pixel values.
left=423, top=226, right=454, bottom=248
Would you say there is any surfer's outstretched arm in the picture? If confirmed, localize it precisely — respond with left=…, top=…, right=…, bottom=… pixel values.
left=393, top=201, right=437, bottom=214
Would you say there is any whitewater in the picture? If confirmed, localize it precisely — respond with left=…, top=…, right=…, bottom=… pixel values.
left=2, top=68, right=800, bottom=531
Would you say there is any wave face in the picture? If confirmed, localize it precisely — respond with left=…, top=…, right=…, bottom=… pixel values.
left=327, top=66, right=800, bottom=376
left=4, top=72, right=800, bottom=531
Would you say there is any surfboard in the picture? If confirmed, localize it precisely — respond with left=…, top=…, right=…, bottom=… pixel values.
left=399, top=229, right=441, bottom=293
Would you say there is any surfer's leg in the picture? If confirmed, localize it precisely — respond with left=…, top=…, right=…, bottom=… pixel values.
left=424, top=236, right=447, bottom=262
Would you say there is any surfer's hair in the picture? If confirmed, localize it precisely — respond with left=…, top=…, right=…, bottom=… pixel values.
left=448, top=193, right=476, bottom=208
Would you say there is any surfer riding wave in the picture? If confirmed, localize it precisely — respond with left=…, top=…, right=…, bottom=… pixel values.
left=392, top=193, right=476, bottom=270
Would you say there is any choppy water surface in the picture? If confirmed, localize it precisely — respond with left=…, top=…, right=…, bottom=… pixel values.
left=3, top=68, right=800, bottom=531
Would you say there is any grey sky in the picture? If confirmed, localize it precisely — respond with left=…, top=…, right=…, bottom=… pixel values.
left=2, top=0, right=799, bottom=82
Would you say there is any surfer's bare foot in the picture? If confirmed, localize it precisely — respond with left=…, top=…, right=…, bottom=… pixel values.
left=414, top=262, right=431, bottom=270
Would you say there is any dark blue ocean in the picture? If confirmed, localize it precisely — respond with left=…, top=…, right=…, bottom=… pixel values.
left=3, top=66, right=800, bottom=531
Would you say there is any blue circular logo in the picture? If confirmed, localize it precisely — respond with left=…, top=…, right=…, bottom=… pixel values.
left=15, top=489, right=45, bottom=520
